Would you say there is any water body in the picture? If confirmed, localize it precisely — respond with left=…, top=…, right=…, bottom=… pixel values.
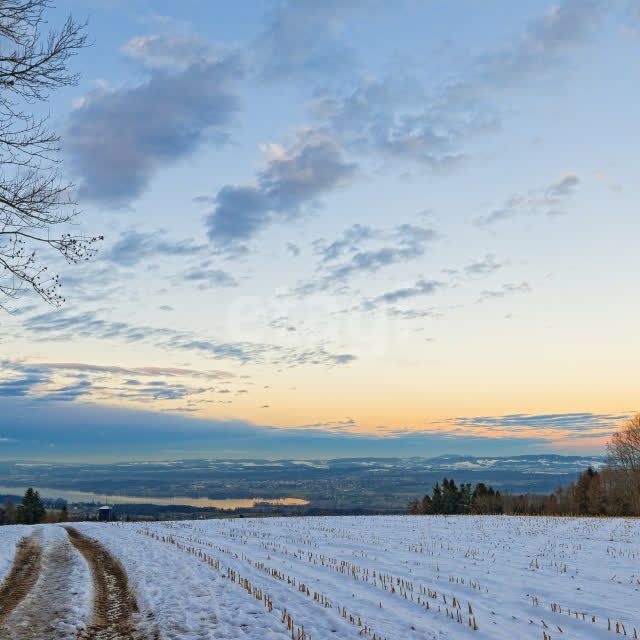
left=0, top=485, right=309, bottom=510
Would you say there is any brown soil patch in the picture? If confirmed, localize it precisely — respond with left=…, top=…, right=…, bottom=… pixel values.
left=0, top=534, right=42, bottom=624
left=66, top=527, right=147, bottom=640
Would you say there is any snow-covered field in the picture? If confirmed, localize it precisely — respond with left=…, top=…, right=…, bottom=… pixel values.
left=1, top=516, right=639, bottom=640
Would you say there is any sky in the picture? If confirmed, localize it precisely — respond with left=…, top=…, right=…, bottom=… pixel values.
left=1, top=0, right=639, bottom=461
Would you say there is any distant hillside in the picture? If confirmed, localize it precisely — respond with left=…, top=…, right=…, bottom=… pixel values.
left=0, top=455, right=602, bottom=514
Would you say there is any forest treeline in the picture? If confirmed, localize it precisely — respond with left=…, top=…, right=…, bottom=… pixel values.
left=408, top=413, right=640, bottom=516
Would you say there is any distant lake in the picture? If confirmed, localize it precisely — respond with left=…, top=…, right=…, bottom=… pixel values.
left=0, top=485, right=309, bottom=510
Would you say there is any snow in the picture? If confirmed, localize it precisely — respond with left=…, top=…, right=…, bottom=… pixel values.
left=75, top=521, right=292, bottom=640
left=5, top=525, right=92, bottom=639
left=0, top=525, right=91, bottom=639
left=1, top=516, right=639, bottom=639
left=0, top=524, right=31, bottom=583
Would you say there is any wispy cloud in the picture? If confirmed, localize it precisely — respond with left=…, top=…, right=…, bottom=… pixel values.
left=22, top=311, right=356, bottom=369
left=0, top=374, right=48, bottom=398
left=474, top=174, right=580, bottom=226
left=182, top=266, right=238, bottom=289
left=464, top=254, right=503, bottom=276
left=0, top=359, right=232, bottom=408
left=473, top=0, right=604, bottom=88
left=292, top=223, right=436, bottom=297
left=310, top=1, right=603, bottom=170
left=361, top=279, right=444, bottom=311
left=312, top=73, right=481, bottom=168
left=102, top=230, right=206, bottom=266
left=438, top=412, right=630, bottom=441
left=477, top=282, right=532, bottom=303
left=121, top=31, right=223, bottom=70
left=28, top=362, right=233, bottom=380
left=252, top=0, right=368, bottom=81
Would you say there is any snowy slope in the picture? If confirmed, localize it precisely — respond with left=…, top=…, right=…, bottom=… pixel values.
left=78, top=516, right=640, bottom=640
left=1, top=516, right=639, bottom=640
left=0, top=524, right=31, bottom=583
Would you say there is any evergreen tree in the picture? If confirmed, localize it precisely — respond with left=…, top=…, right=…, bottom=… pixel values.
left=59, top=502, right=69, bottom=522
left=442, top=478, right=460, bottom=514
left=431, top=483, right=444, bottom=514
left=459, top=483, right=472, bottom=513
left=17, top=488, right=46, bottom=524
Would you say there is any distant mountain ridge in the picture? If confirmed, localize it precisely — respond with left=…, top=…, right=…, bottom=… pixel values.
left=221, top=454, right=606, bottom=474
left=414, top=454, right=605, bottom=473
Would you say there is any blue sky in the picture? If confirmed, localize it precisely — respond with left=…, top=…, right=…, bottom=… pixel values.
left=1, top=0, right=638, bottom=460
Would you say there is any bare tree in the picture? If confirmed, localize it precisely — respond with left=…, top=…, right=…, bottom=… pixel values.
left=607, top=413, right=640, bottom=474
left=0, top=0, right=100, bottom=310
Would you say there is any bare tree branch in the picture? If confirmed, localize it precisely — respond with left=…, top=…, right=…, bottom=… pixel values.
left=0, top=0, right=98, bottom=310
left=607, top=414, right=640, bottom=474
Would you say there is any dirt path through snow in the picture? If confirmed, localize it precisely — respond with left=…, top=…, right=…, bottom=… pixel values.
left=0, top=533, right=42, bottom=625
left=0, top=529, right=90, bottom=640
left=66, top=526, right=150, bottom=640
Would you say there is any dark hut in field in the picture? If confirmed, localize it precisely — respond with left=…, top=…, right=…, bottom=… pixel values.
left=98, top=505, right=112, bottom=521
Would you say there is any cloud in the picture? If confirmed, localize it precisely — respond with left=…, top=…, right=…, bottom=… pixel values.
left=0, top=359, right=234, bottom=409
left=546, top=173, right=580, bottom=197
left=0, top=363, right=94, bottom=403
left=361, top=279, right=444, bottom=311
left=27, top=362, right=233, bottom=381
left=102, top=230, right=206, bottom=266
left=474, top=0, right=604, bottom=88
left=313, top=74, right=484, bottom=168
left=314, top=224, right=377, bottom=262
left=328, top=241, right=428, bottom=280
left=464, top=254, right=503, bottom=276
left=477, top=282, right=532, bottom=303
left=295, top=418, right=357, bottom=432
left=474, top=173, right=580, bottom=226
left=206, top=130, right=356, bottom=252
left=66, top=39, right=241, bottom=204
left=311, top=1, right=604, bottom=169
left=387, top=308, right=441, bottom=320
left=22, top=311, right=356, bottom=369
left=286, top=242, right=301, bottom=257
left=121, top=31, right=222, bottom=70
left=261, top=0, right=606, bottom=181
left=443, top=412, right=629, bottom=440
left=269, top=317, right=297, bottom=332
left=0, top=398, right=561, bottom=461
left=253, top=0, right=367, bottom=81
left=0, top=374, right=47, bottom=397
left=45, top=380, right=93, bottom=402
left=182, top=266, right=238, bottom=289
left=106, top=380, right=211, bottom=403
left=292, top=223, right=436, bottom=297
left=4, top=403, right=618, bottom=460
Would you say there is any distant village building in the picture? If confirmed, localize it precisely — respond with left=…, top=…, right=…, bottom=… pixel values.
left=98, top=505, right=112, bottom=521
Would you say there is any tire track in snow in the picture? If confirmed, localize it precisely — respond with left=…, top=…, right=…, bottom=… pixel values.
left=0, top=533, right=42, bottom=626
left=0, top=529, right=89, bottom=640
left=66, top=527, right=153, bottom=640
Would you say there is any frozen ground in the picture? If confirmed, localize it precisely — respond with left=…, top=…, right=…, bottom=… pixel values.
left=1, top=516, right=639, bottom=639
left=0, top=525, right=91, bottom=639
left=0, top=524, right=31, bottom=582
